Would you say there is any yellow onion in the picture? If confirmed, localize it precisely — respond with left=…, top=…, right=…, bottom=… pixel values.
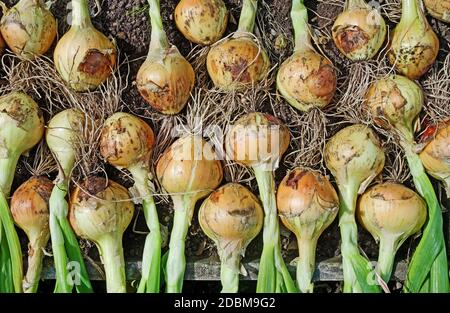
left=157, top=135, right=223, bottom=292
left=424, top=0, right=450, bottom=23
left=357, top=182, right=426, bottom=283
left=420, top=121, right=450, bottom=193
left=137, top=0, right=195, bottom=115
left=364, top=75, right=423, bottom=142
left=0, top=0, right=56, bottom=58
left=388, top=0, right=439, bottom=80
left=10, top=176, right=53, bottom=293
left=54, top=0, right=117, bottom=91
left=277, top=0, right=337, bottom=112
left=69, top=176, right=134, bottom=293
left=174, top=0, right=228, bottom=45
left=277, top=168, right=339, bottom=293
left=332, top=0, right=386, bottom=61
left=199, top=183, right=263, bottom=293
left=0, top=32, right=5, bottom=53
left=206, top=0, right=270, bottom=91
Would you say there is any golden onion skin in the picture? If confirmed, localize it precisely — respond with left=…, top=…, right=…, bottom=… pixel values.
left=357, top=183, right=426, bottom=245
left=54, top=27, right=117, bottom=92
left=175, top=0, right=228, bottom=45
left=226, top=112, right=290, bottom=169
left=332, top=7, right=387, bottom=61
left=207, top=37, right=270, bottom=91
left=136, top=47, right=195, bottom=115
left=100, top=113, right=155, bottom=169
left=277, top=50, right=337, bottom=111
left=424, top=0, right=450, bottom=23
left=0, top=0, right=57, bottom=58
left=156, top=135, right=223, bottom=202
left=0, top=32, right=5, bottom=53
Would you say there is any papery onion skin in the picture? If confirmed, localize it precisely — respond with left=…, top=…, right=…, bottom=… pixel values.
left=277, top=50, right=336, bottom=111
left=175, top=0, right=229, bottom=45
left=136, top=47, right=195, bottom=115
left=332, top=6, right=387, bottom=61
left=0, top=0, right=57, bottom=58
left=100, top=112, right=155, bottom=169
left=424, top=0, right=450, bottom=23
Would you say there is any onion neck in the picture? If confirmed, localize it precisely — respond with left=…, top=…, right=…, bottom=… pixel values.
left=376, top=235, right=398, bottom=284
left=296, top=237, right=318, bottom=293
left=0, top=153, right=20, bottom=196
left=291, top=0, right=312, bottom=52
left=345, top=0, right=368, bottom=10
left=71, top=0, right=93, bottom=28
left=97, top=233, right=127, bottom=293
left=237, top=0, right=257, bottom=34
left=148, top=0, right=169, bottom=53
left=401, top=0, right=422, bottom=24
left=219, top=246, right=241, bottom=293
left=23, top=229, right=49, bottom=293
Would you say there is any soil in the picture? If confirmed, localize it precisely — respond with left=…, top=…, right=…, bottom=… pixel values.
left=2, top=0, right=449, bottom=293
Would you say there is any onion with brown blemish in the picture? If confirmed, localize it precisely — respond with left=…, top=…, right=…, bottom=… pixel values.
left=54, top=0, right=117, bottom=91
left=10, top=176, right=53, bottom=293
left=206, top=0, right=270, bottom=91
left=137, top=0, right=195, bottom=115
left=175, top=0, right=228, bottom=45
left=388, top=0, right=439, bottom=80
left=424, top=0, right=450, bottom=23
left=332, top=0, right=386, bottom=61
left=199, top=183, right=263, bottom=293
left=357, top=182, right=427, bottom=284
left=277, top=0, right=337, bottom=112
left=0, top=0, right=56, bottom=58
left=69, top=177, right=134, bottom=293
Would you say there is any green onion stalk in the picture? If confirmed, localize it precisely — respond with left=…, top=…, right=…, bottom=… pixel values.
left=365, top=75, right=450, bottom=293
left=225, top=112, right=297, bottom=293
left=46, top=109, right=93, bottom=293
left=0, top=92, right=44, bottom=293
left=157, top=135, right=223, bottom=293
left=325, top=124, right=385, bottom=293
left=100, top=112, right=162, bottom=293
left=277, top=0, right=337, bottom=112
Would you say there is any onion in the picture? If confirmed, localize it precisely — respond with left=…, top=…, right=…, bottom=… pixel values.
left=277, top=0, right=337, bottom=112
left=175, top=0, right=228, bottom=45
left=156, top=135, right=223, bottom=292
left=199, top=183, right=263, bottom=292
left=388, top=0, right=439, bottom=80
left=0, top=0, right=56, bottom=58
left=325, top=124, right=385, bottom=293
left=69, top=177, right=134, bottom=293
left=0, top=91, right=44, bottom=293
left=364, top=76, right=450, bottom=292
left=54, top=0, right=117, bottom=91
left=225, top=112, right=297, bottom=293
left=332, top=0, right=386, bottom=61
left=424, top=0, right=450, bottom=23
left=137, top=0, right=195, bottom=115
left=10, top=176, right=53, bottom=293
left=46, top=109, right=93, bottom=293
left=100, top=112, right=162, bottom=293
left=357, top=182, right=426, bottom=284
left=206, top=0, right=270, bottom=91
left=277, top=168, right=339, bottom=293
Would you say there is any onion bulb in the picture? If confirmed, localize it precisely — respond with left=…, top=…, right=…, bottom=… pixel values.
left=424, top=0, right=450, bottom=23
left=388, top=0, right=439, bottom=80
left=206, top=0, right=270, bottom=91
left=137, top=0, right=195, bottom=115
left=0, top=0, right=57, bottom=58
left=157, top=135, right=223, bottom=292
left=332, top=0, right=386, bottom=61
left=11, top=176, right=53, bottom=293
left=54, top=0, right=117, bottom=91
left=0, top=32, right=5, bottom=53
left=357, top=182, right=426, bottom=284
left=225, top=112, right=297, bottom=293
left=69, top=177, right=134, bottom=293
left=199, top=183, right=263, bottom=293
left=325, top=124, right=385, bottom=293
left=277, top=168, right=339, bottom=293
left=175, top=0, right=228, bottom=45
left=277, top=0, right=337, bottom=112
